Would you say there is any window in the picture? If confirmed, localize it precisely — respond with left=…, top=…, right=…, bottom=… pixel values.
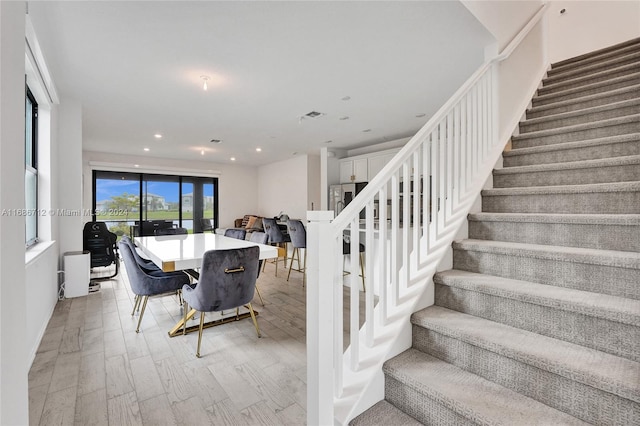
left=92, top=170, right=218, bottom=238
left=25, top=86, right=38, bottom=247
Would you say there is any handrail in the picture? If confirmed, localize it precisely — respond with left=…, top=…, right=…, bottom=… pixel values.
left=332, top=2, right=548, bottom=233
left=307, top=4, right=549, bottom=425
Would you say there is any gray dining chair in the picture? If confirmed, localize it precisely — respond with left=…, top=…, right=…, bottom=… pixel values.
left=286, top=219, right=306, bottom=285
left=249, top=231, right=268, bottom=305
left=118, top=241, right=190, bottom=333
left=181, top=246, right=260, bottom=358
left=224, top=228, right=247, bottom=240
left=262, top=217, right=290, bottom=276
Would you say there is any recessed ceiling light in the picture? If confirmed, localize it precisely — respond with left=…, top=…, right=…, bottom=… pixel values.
left=324, top=140, right=333, bottom=144
left=256, top=147, right=262, bottom=152
left=292, top=152, right=298, bottom=156
left=201, top=75, right=210, bottom=91
left=362, top=129, right=372, bottom=133
left=230, top=157, right=236, bottom=161
left=339, top=116, right=350, bottom=121
left=144, top=147, right=150, bottom=151
left=134, top=164, right=140, bottom=168
left=341, top=96, right=351, bottom=101
left=210, top=139, right=222, bottom=144
left=201, top=149, right=205, bottom=156
left=154, top=134, right=162, bottom=139
left=415, top=113, right=426, bottom=118
left=304, top=111, right=324, bottom=118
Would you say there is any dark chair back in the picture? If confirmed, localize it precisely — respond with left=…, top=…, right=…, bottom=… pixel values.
left=184, top=247, right=259, bottom=312
left=120, top=235, right=160, bottom=271
left=286, top=220, right=306, bottom=249
left=262, top=217, right=290, bottom=244
left=155, top=227, right=188, bottom=236
left=83, top=222, right=119, bottom=278
left=224, top=228, right=247, bottom=240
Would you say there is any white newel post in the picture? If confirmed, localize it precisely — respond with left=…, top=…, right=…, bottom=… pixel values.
left=307, top=210, right=336, bottom=426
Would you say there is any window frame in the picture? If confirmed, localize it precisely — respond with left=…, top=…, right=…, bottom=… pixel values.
left=25, top=85, right=38, bottom=248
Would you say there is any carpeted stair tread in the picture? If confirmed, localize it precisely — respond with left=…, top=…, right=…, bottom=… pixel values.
left=348, top=401, right=422, bottom=426
left=495, top=154, right=640, bottom=175
left=468, top=212, right=640, bottom=226
left=503, top=133, right=640, bottom=164
left=536, top=71, right=640, bottom=105
left=520, top=97, right=640, bottom=132
left=511, top=113, right=640, bottom=143
left=551, top=37, right=640, bottom=71
left=434, top=269, right=640, bottom=327
left=545, top=50, right=640, bottom=81
left=383, top=349, right=588, bottom=426
left=452, top=238, right=640, bottom=269
left=542, top=63, right=640, bottom=94
left=411, top=306, right=640, bottom=403
left=483, top=180, right=640, bottom=197
left=528, top=83, right=640, bottom=117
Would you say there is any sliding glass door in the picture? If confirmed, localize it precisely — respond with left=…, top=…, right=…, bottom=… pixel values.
left=93, top=170, right=218, bottom=238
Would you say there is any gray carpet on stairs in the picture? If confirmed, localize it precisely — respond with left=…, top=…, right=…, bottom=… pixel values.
left=352, top=37, right=640, bottom=426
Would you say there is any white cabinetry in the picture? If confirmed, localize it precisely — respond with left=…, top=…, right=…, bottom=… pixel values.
left=368, top=152, right=396, bottom=181
left=339, top=158, right=368, bottom=183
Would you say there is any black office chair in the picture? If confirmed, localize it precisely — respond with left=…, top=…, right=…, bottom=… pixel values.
left=83, top=221, right=119, bottom=280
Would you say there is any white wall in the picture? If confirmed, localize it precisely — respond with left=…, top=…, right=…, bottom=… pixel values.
left=0, top=3, right=29, bottom=424
left=58, top=99, right=84, bottom=256
left=257, top=155, right=309, bottom=221
left=547, top=0, right=640, bottom=63
left=307, top=155, right=321, bottom=213
left=82, top=151, right=259, bottom=229
left=462, top=0, right=542, bottom=51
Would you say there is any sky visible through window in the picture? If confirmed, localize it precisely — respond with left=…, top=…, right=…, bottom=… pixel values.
left=96, top=179, right=214, bottom=203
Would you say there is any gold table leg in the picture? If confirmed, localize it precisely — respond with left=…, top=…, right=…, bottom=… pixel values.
left=168, top=307, right=259, bottom=338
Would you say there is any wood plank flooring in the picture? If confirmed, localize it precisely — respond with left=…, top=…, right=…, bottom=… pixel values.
left=29, top=261, right=314, bottom=426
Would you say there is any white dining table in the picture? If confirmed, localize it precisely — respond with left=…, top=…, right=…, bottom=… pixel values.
left=134, top=233, right=278, bottom=337
left=134, top=232, right=278, bottom=272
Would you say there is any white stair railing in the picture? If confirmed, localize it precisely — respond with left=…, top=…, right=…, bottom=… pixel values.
left=306, top=5, right=548, bottom=425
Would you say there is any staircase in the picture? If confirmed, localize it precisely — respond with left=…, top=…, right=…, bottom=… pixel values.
left=351, top=39, right=640, bottom=426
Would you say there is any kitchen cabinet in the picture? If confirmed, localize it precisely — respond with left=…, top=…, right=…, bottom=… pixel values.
left=339, top=158, right=368, bottom=183
left=367, top=152, right=396, bottom=181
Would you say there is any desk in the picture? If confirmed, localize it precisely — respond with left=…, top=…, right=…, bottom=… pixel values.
left=134, top=233, right=278, bottom=336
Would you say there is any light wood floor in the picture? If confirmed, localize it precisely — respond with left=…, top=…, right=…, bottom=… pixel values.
left=29, top=260, right=313, bottom=426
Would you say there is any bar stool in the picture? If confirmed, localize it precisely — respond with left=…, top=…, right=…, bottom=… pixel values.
left=286, top=219, right=306, bottom=285
left=343, top=238, right=366, bottom=292
left=262, top=217, right=291, bottom=277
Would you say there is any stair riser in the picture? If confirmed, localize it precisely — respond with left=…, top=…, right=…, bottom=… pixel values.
left=528, top=88, right=640, bottom=119
left=542, top=68, right=640, bottom=94
left=412, top=327, right=640, bottom=426
left=520, top=103, right=640, bottom=133
left=513, top=121, right=640, bottom=149
left=434, top=284, right=640, bottom=362
left=482, top=190, right=640, bottom=214
left=533, top=75, right=640, bottom=107
left=503, top=140, right=640, bottom=167
left=452, top=248, right=640, bottom=299
left=551, top=41, right=640, bottom=72
left=546, top=55, right=640, bottom=83
left=493, top=163, right=640, bottom=188
left=384, top=376, right=474, bottom=426
left=468, top=220, right=640, bottom=252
